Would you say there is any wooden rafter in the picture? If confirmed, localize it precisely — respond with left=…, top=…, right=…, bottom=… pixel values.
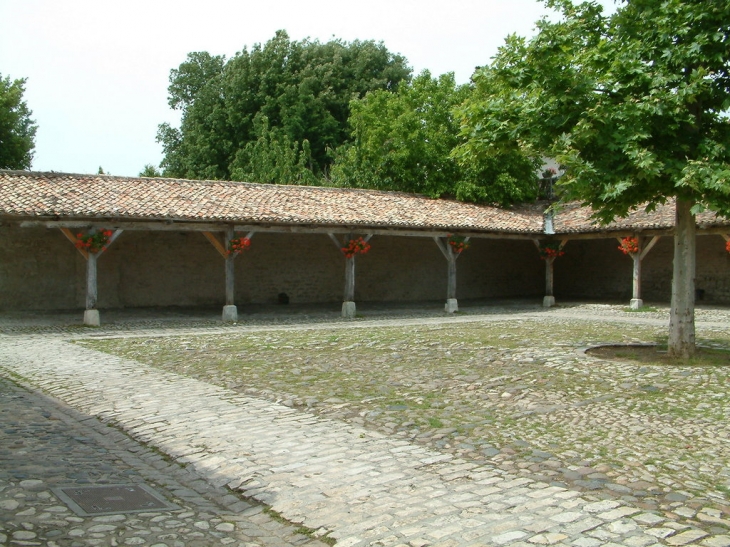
left=60, top=227, right=88, bottom=260
left=60, top=227, right=123, bottom=260
left=203, top=231, right=227, bottom=259
left=640, top=235, right=661, bottom=260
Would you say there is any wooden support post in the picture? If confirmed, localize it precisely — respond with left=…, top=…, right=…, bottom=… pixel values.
left=60, top=227, right=123, bottom=326
left=617, top=235, right=661, bottom=309
left=344, top=255, right=355, bottom=301
left=329, top=233, right=372, bottom=318
left=203, top=230, right=255, bottom=322
left=433, top=237, right=462, bottom=313
left=544, top=257, right=555, bottom=308
left=447, top=250, right=457, bottom=301
left=222, top=227, right=237, bottom=322
left=631, top=252, right=642, bottom=309
left=536, top=239, right=567, bottom=308
left=85, top=251, right=99, bottom=325
left=342, top=233, right=356, bottom=318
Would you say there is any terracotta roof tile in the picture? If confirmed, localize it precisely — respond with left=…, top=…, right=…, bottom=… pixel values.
left=1, top=171, right=727, bottom=235
left=552, top=200, right=728, bottom=233
left=0, top=171, right=544, bottom=234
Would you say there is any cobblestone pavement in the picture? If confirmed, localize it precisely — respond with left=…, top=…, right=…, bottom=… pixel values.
left=0, top=376, right=329, bottom=547
left=1, top=302, right=729, bottom=547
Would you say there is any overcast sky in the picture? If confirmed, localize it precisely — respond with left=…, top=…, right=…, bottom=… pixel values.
left=1, top=0, right=609, bottom=177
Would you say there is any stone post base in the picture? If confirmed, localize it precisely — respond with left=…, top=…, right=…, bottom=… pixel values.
left=342, top=301, right=356, bottom=319
left=630, top=298, right=643, bottom=310
left=445, top=298, right=459, bottom=313
left=543, top=296, right=556, bottom=308
left=222, top=305, right=238, bottom=322
left=84, top=309, right=100, bottom=327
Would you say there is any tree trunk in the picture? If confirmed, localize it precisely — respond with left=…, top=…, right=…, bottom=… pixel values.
left=668, top=198, right=696, bottom=359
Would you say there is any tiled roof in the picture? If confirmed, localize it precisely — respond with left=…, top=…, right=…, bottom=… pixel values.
left=0, top=170, right=543, bottom=234
left=1, top=170, right=728, bottom=236
left=553, top=201, right=729, bottom=233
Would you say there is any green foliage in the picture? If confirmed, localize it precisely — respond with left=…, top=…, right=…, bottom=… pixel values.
left=331, top=71, right=539, bottom=205
left=139, top=164, right=162, bottom=177
left=0, top=74, right=37, bottom=170
left=157, top=30, right=411, bottom=183
left=457, top=0, right=730, bottom=221
left=229, top=115, right=318, bottom=185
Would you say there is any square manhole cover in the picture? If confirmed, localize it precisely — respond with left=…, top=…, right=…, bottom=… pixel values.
left=51, top=484, right=179, bottom=516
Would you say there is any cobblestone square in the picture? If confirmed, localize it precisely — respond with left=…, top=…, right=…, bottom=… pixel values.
left=1, top=301, right=728, bottom=546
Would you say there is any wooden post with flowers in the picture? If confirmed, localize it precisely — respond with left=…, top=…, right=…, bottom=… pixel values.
left=434, top=235, right=470, bottom=313
left=60, top=227, right=123, bottom=326
left=328, top=233, right=372, bottom=318
left=202, top=228, right=254, bottom=322
left=617, top=235, right=660, bottom=309
left=535, top=239, right=567, bottom=307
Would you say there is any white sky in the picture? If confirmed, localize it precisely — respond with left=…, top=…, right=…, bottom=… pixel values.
left=0, top=0, right=610, bottom=177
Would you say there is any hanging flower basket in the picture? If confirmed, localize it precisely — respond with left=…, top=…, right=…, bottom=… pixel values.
left=538, top=241, right=565, bottom=260
left=447, top=234, right=470, bottom=254
left=342, top=237, right=371, bottom=258
left=618, top=236, right=639, bottom=255
left=227, top=237, right=251, bottom=256
left=75, top=229, right=113, bottom=254
left=726, top=240, right=730, bottom=254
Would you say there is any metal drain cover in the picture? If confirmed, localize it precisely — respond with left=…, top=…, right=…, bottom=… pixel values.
left=52, top=484, right=179, bottom=516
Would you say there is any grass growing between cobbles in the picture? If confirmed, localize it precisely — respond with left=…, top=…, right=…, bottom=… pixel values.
left=78, top=318, right=730, bottom=508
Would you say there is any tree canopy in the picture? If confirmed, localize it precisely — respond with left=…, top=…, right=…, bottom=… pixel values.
left=157, top=31, right=411, bottom=182
left=0, top=74, right=37, bottom=170
left=330, top=70, right=540, bottom=205
left=458, top=0, right=730, bottom=220
left=457, top=0, right=730, bottom=357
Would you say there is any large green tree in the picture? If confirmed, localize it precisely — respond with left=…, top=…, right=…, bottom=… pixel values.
left=0, top=74, right=37, bottom=170
left=458, top=0, right=730, bottom=358
left=157, top=31, right=411, bottom=182
left=331, top=70, right=540, bottom=205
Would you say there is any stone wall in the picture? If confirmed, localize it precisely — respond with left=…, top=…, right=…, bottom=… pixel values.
left=1, top=226, right=727, bottom=310
left=554, top=234, right=730, bottom=304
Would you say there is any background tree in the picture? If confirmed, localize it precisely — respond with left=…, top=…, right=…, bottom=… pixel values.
left=229, top=114, right=319, bottom=185
left=457, top=0, right=730, bottom=358
left=157, top=31, right=411, bottom=182
left=0, top=74, right=37, bottom=170
left=139, top=164, right=162, bottom=177
left=331, top=70, right=539, bottom=205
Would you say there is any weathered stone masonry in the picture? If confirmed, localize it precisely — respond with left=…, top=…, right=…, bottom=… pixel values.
left=1, top=226, right=728, bottom=311
left=1, top=170, right=729, bottom=317
left=0, top=228, right=545, bottom=310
